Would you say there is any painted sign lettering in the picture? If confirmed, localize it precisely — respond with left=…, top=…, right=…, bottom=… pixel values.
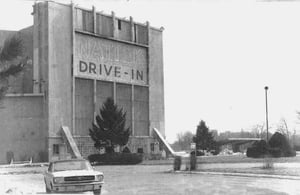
left=75, top=33, right=148, bottom=85
left=79, top=60, right=144, bottom=81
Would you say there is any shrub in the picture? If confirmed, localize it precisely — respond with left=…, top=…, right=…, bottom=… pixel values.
left=148, top=154, right=163, bottom=160
left=247, top=133, right=296, bottom=158
left=190, top=150, right=204, bottom=156
left=211, top=149, right=220, bottom=156
left=294, top=145, right=300, bottom=151
left=246, top=140, right=269, bottom=158
left=247, top=147, right=267, bottom=158
left=268, top=132, right=296, bottom=157
left=122, top=147, right=131, bottom=153
left=88, top=153, right=143, bottom=165
left=268, top=147, right=283, bottom=158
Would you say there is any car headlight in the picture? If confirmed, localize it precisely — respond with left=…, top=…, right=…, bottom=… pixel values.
left=95, top=175, right=104, bottom=182
left=53, top=177, right=64, bottom=184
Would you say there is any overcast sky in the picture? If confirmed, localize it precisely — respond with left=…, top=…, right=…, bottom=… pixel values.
left=1, top=0, right=300, bottom=143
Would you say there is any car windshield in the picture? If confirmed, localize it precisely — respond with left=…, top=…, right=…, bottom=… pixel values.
left=52, top=160, right=93, bottom=172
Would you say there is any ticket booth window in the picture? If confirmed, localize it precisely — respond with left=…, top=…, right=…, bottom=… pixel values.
left=53, top=144, right=59, bottom=155
left=150, top=143, right=155, bottom=152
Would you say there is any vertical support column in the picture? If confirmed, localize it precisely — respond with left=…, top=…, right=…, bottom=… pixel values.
left=146, top=21, right=151, bottom=136
left=93, top=79, right=97, bottom=122
left=148, top=87, right=150, bottom=137
left=113, top=82, right=117, bottom=103
left=130, top=16, right=135, bottom=42
left=112, top=11, right=118, bottom=38
left=131, top=85, right=135, bottom=136
left=92, top=6, right=96, bottom=34
left=135, top=24, right=138, bottom=44
left=40, top=1, right=50, bottom=162
left=146, top=21, right=150, bottom=85
left=71, top=3, right=76, bottom=135
left=146, top=21, right=150, bottom=45
left=33, top=3, right=40, bottom=93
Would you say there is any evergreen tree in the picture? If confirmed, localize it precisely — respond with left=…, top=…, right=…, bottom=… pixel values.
left=193, top=120, right=217, bottom=152
left=0, top=35, right=26, bottom=100
left=89, top=97, right=131, bottom=153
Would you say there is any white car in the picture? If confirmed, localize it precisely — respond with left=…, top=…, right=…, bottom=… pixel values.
left=44, top=159, right=104, bottom=194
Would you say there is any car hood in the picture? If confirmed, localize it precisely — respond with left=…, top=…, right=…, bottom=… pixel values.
left=52, top=170, right=103, bottom=177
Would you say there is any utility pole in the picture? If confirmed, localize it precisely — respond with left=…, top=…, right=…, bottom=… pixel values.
left=264, top=86, right=269, bottom=141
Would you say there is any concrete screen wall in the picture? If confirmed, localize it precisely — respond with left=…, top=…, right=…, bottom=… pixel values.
left=0, top=26, right=40, bottom=164
left=0, top=1, right=165, bottom=163
left=39, top=2, right=165, bottom=159
left=0, top=95, right=46, bottom=163
left=149, top=28, right=165, bottom=137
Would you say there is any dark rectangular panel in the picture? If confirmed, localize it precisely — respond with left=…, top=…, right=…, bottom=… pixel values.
left=75, top=78, right=94, bottom=135
left=118, top=20, right=131, bottom=42
left=134, top=120, right=149, bottom=136
left=134, top=85, right=148, bottom=101
left=82, top=10, right=93, bottom=33
left=134, top=85, right=149, bottom=136
left=96, top=14, right=113, bottom=37
left=135, top=24, right=148, bottom=45
left=96, top=80, right=113, bottom=115
left=116, top=83, right=132, bottom=133
left=116, top=83, right=131, bottom=100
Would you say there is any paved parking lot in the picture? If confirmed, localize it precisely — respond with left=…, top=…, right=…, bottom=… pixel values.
left=1, top=165, right=300, bottom=195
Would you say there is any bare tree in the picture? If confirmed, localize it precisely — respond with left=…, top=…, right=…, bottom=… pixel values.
left=251, top=123, right=265, bottom=138
left=297, top=111, right=300, bottom=122
left=171, top=131, right=194, bottom=151
left=276, top=118, right=290, bottom=140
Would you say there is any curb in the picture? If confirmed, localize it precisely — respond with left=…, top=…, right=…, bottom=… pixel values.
left=173, top=170, right=300, bottom=180
left=0, top=163, right=49, bottom=168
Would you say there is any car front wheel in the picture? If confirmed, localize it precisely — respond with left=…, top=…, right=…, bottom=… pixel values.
left=93, top=188, right=101, bottom=195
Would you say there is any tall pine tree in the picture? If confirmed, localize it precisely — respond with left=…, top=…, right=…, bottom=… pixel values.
left=89, top=97, right=131, bottom=153
left=193, top=120, right=217, bottom=152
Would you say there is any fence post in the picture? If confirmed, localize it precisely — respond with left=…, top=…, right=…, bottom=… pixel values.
left=190, top=142, right=197, bottom=171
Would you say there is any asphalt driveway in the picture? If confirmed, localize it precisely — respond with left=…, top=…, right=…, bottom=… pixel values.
left=1, top=164, right=300, bottom=195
